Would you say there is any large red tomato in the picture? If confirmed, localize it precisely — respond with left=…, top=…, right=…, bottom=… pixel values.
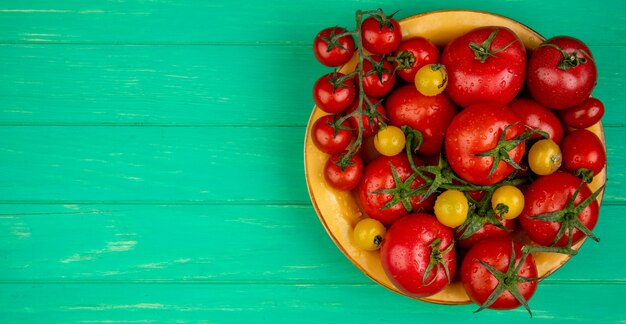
left=508, top=97, right=564, bottom=145
left=441, top=26, right=526, bottom=107
left=526, top=36, right=597, bottom=109
left=386, top=84, right=458, bottom=155
left=357, top=154, right=434, bottom=226
left=444, top=103, right=525, bottom=185
left=381, top=213, right=456, bottom=298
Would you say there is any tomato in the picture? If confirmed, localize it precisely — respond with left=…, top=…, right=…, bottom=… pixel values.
left=456, top=213, right=517, bottom=249
left=313, top=27, right=356, bottom=67
left=527, top=36, right=597, bottom=109
left=559, top=97, right=605, bottom=129
left=491, top=185, right=524, bottom=220
left=312, top=72, right=356, bottom=114
left=324, top=152, right=363, bottom=191
left=520, top=171, right=600, bottom=247
left=561, top=129, right=606, bottom=178
left=441, top=26, right=526, bottom=107
left=374, top=125, right=406, bottom=156
left=508, top=97, right=564, bottom=145
left=415, top=64, right=448, bottom=96
left=528, top=139, right=562, bottom=176
left=361, top=15, right=402, bottom=55
left=380, top=213, right=456, bottom=298
left=353, top=218, right=386, bottom=251
left=361, top=55, right=397, bottom=98
left=444, top=103, right=525, bottom=185
left=434, top=189, right=469, bottom=228
left=345, top=98, right=387, bottom=138
left=311, top=114, right=353, bottom=154
left=386, top=84, right=458, bottom=155
left=392, top=37, right=440, bottom=82
left=461, top=237, right=538, bottom=313
left=356, top=153, right=435, bottom=226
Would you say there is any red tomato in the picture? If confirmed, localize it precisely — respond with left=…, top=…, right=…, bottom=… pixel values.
left=508, top=97, right=564, bottom=145
left=461, top=237, right=538, bottom=312
left=527, top=36, right=597, bottom=109
left=561, top=129, right=606, bottom=177
left=324, top=152, right=363, bottom=191
left=361, top=55, right=396, bottom=98
left=312, top=72, right=356, bottom=114
left=520, top=172, right=599, bottom=247
left=386, top=84, right=458, bottom=155
left=345, top=97, right=387, bottom=138
left=445, top=103, right=525, bottom=185
left=441, top=26, right=526, bottom=107
left=392, top=37, right=440, bottom=82
left=381, top=213, right=456, bottom=298
left=559, top=97, right=605, bottom=129
left=361, top=15, right=402, bottom=55
left=357, top=153, right=435, bottom=226
left=311, top=115, right=353, bottom=154
left=456, top=217, right=517, bottom=249
left=313, top=27, right=356, bottom=67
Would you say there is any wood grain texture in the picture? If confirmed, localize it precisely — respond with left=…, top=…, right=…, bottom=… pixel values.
left=0, top=0, right=624, bottom=322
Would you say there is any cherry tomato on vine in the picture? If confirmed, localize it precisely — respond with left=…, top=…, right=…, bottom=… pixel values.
left=311, top=115, right=353, bottom=154
left=434, top=189, right=469, bottom=228
left=324, top=152, right=363, bottom=191
left=508, top=97, right=564, bottom=145
left=313, top=27, right=356, bottom=67
left=461, top=237, right=538, bottom=314
left=381, top=213, right=456, bottom=298
left=392, top=37, right=440, bottom=82
left=345, top=97, right=387, bottom=138
left=527, top=36, right=597, bottom=109
left=353, top=218, right=387, bottom=251
left=374, top=125, right=406, bottom=156
left=313, top=72, right=356, bottom=114
left=415, top=64, right=448, bottom=96
left=361, top=55, right=396, bottom=98
left=361, top=14, right=402, bottom=55
left=528, top=139, right=562, bottom=176
left=561, top=129, right=606, bottom=178
left=559, top=97, right=605, bottom=129
left=491, top=185, right=524, bottom=220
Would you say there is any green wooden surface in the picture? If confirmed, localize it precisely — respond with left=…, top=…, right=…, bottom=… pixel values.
left=0, top=0, right=624, bottom=323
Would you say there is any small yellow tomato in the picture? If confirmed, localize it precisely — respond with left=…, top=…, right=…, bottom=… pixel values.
left=353, top=218, right=386, bottom=251
left=491, top=185, right=524, bottom=220
left=528, top=139, right=562, bottom=175
left=434, top=189, right=469, bottom=228
left=414, top=63, right=448, bottom=96
left=374, top=125, right=406, bottom=156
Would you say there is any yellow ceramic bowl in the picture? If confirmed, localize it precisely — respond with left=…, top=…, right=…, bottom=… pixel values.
left=304, top=10, right=606, bottom=304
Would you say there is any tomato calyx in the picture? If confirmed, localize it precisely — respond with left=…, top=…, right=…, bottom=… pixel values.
left=388, top=50, right=415, bottom=71
left=575, top=168, right=595, bottom=184
left=474, top=243, right=540, bottom=317
left=538, top=43, right=594, bottom=71
left=494, top=203, right=509, bottom=218
left=372, top=162, right=422, bottom=212
left=527, top=182, right=604, bottom=255
left=468, top=28, right=516, bottom=63
left=423, top=237, right=455, bottom=286
left=365, top=55, right=393, bottom=83
left=457, top=189, right=512, bottom=241
left=369, top=8, right=400, bottom=31
left=474, top=124, right=548, bottom=178
left=320, top=27, right=353, bottom=53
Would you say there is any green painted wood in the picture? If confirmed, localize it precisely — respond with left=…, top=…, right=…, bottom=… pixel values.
left=0, top=283, right=624, bottom=323
left=0, top=0, right=624, bottom=45
left=0, top=44, right=623, bottom=126
left=0, top=126, right=623, bottom=203
left=0, top=204, right=623, bottom=283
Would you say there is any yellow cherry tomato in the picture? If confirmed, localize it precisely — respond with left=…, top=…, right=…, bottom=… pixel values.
left=528, top=139, right=562, bottom=175
left=374, top=125, right=406, bottom=156
left=434, top=189, right=469, bottom=228
left=353, top=218, right=386, bottom=251
left=414, top=63, right=448, bottom=96
left=491, top=185, right=524, bottom=220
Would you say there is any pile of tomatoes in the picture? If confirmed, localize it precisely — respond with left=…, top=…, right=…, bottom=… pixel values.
left=310, top=9, right=606, bottom=315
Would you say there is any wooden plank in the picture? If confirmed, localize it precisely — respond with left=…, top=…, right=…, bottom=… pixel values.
left=0, top=204, right=623, bottom=282
left=0, top=283, right=623, bottom=322
left=0, top=44, right=623, bottom=126
left=0, top=0, right=623, bottom=45
left=0, top=126, right=623, bottom=203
